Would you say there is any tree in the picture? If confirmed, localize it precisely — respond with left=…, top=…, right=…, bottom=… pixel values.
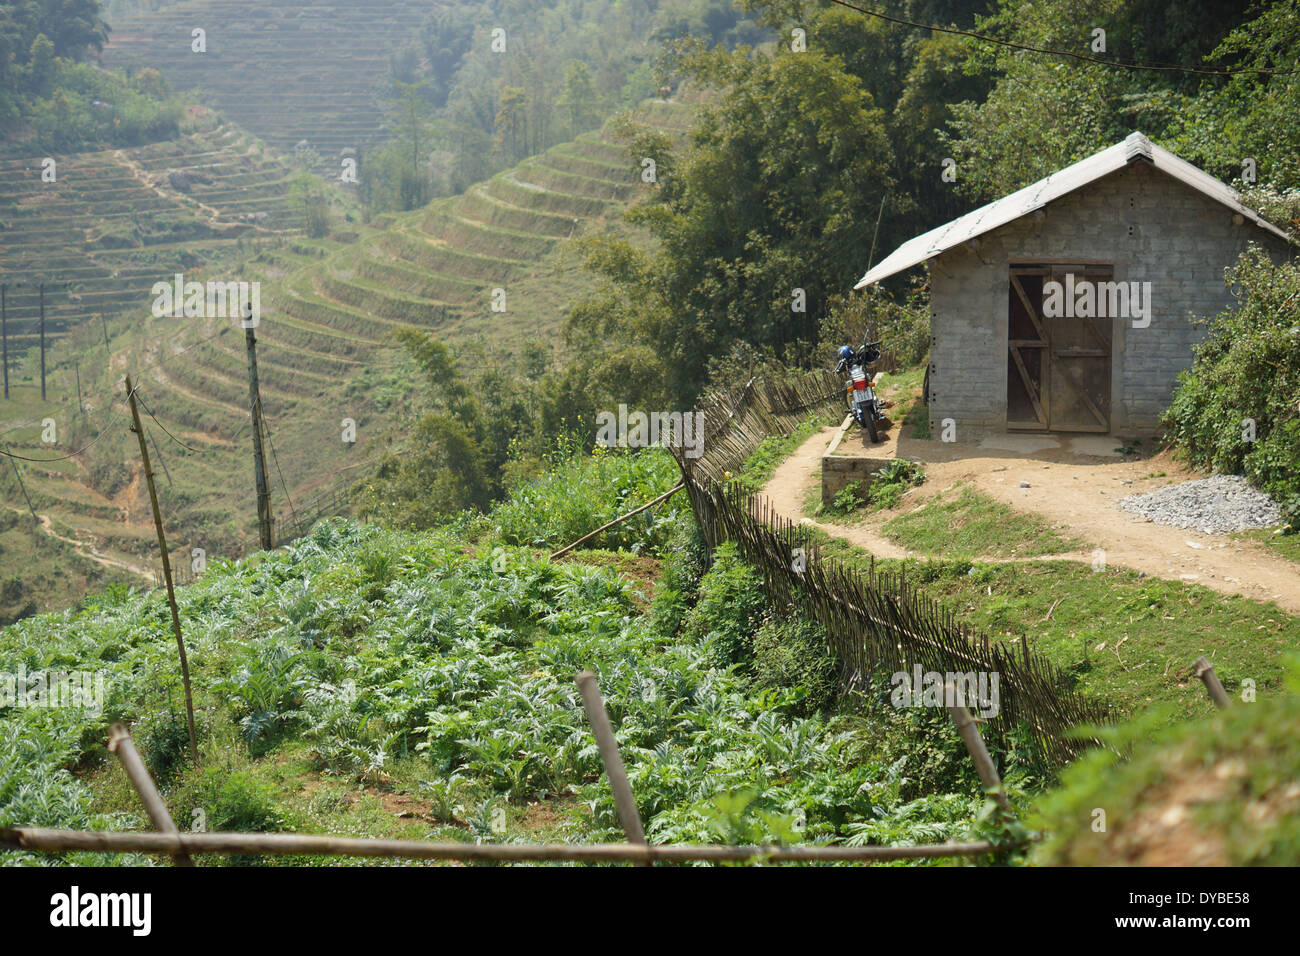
left=494, top=86, right=529, bottom=162
left=571, top=47, right=896, bottom=404
left=288, top=169, right=330, bottom=238
left=557, top=60, right=600, bottom=137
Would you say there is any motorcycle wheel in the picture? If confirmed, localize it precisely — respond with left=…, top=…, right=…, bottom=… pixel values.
left=866, top=410, right=880, bottom=444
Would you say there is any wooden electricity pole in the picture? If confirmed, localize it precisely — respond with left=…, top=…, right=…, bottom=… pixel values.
left=38, top=282, right=45, bottom=402
left=125, top=375, right=199, bottom=765
left=5, top=446, right=38, bottom=523
left=74, top=361, right=83, bottom=415
left=243, top=307, right=272, bottom=550
left=1, top=283, right=8, bottom=399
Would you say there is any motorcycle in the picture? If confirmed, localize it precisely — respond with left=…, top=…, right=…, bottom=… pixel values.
left=836, top=340, right=884, bottom=443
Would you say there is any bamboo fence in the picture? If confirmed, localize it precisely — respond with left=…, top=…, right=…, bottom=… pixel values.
left=670, top=369, right=1111, bottom=767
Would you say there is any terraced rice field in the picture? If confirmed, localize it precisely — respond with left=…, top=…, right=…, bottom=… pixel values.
left=0, top=100, right=698, bottom=613
left=0, top=118, right=299, bottom=358
left=101, top=0, right=435, bottom=166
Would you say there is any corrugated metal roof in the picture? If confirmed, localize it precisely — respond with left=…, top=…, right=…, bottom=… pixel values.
left=854, top=132, right=1291, bottom=289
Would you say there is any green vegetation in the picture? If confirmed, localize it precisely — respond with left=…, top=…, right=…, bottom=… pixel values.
left=1239, top=528, right=1300, bottom=567
left=823, top=481, right=866, bottom=517
left=2, top=468, right=1032, bottom=866
left=1034, top=659, right=1300, bottom=865
left=941, top=0, right=1293, bottom=202
left=491, top=446, right=687, bottom=552
left=1164, top=250, right=1300, bottom=530
left=882, top=485, right=1084, bottom=557
left=0, top=0, right=184, bottom=151
left=865, top=459, right=927, bottom=511
left=569, top=43, right=897, bottom=405
left=815, top=459, right=926, bottom=518
left=802, top=531, right=1299, bottom=721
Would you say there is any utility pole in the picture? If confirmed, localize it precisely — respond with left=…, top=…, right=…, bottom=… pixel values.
left=148, top=427, right=172, bottom=488
left=100, top=312, right=110, bottom=352
left=1, top=283, right=8, bottom=399
left=125, top=375, right=199, bottom=766
left=5, top=446, right=38, bottom=524
left=38, top=282, right=45, bottom=402
left=74, top=361, right=83, bottom=415
left=243, top=304, right=272, bottom=550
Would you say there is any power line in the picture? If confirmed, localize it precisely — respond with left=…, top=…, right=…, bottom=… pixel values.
left=260, top=408, right=298, bottom=528
left=135, top=389, right=202, bottom=453
left=0, top=391, right=134, bottom=461
left=824, top=0, right=1296, bottom=77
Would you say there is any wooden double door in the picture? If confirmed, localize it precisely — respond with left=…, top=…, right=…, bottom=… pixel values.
left=1006, top=263, right=1113, bottom=433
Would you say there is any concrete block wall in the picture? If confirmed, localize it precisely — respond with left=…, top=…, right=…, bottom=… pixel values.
left=821, top=454, right=893, bottom=506
left=927, top=164, right=1291, bottom=438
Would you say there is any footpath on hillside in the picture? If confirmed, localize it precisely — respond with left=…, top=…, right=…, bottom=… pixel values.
left=762, top=426, right=1300, bottom=615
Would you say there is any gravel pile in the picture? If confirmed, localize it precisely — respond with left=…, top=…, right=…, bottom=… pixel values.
left=1118, top=474, right=1282, bottom=533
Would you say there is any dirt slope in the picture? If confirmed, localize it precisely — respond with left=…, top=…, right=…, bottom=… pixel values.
left=762, top=426, right=1300, bottom=614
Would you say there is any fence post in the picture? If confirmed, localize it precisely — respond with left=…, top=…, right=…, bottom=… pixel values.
left=107, top=724, right=193, bottom=866
left=575, top=671, right=649, bottom=865
left=1193, top=657, right=1230, bottom=709
left=945, top=693, right=1012, bottom=815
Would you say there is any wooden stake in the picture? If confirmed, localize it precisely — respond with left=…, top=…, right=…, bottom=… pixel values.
left=0, top=827, right=997, bottom=864
left=243, top=311, right=273, bottom=550
left=550, top=481, right=683, bottom=560
left=945, top=692, right=1012, bottom=814
left=575, top=671, right=649, bottom=862
left=1194, top=656, right=1230, bottom=709
left=107, top=724, right=193, bottom=866
left=124, top=375, right=199, bottom=766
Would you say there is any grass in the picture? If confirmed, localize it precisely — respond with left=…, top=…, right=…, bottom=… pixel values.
left=882, top=484, right=1086, bottom=558
left=804, top=526, right=1299, bottom=720
left=1238, top=527, right=1300, bottom=566
left=1032, top=662, right=1300, bottom=865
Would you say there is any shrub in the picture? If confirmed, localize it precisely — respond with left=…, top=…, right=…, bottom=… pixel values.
left=1163, top=248, right=1300, bottom=530
left=648, top=510, right=708, bottom=639
left=868, top=458, right=926, bottom=510
left=493, top=445, right=686, bottom=554
left=682, top=541, right=769, bottom=671
left=1033, top=658, right=1300, bottom=865
left=130, top=708, right=196, bottom=784
left=825, top=480, right=866, bottom=516
left=191, top=768, right=290, bottom=864
left=752, top=615, right=838, bottom=716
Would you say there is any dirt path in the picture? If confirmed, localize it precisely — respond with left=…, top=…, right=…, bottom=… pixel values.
left=110, top=141, right=288, bottom=237
left=5, top=505, right=154, bottom=583
left=762, top=427, right=1300, bottom=614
